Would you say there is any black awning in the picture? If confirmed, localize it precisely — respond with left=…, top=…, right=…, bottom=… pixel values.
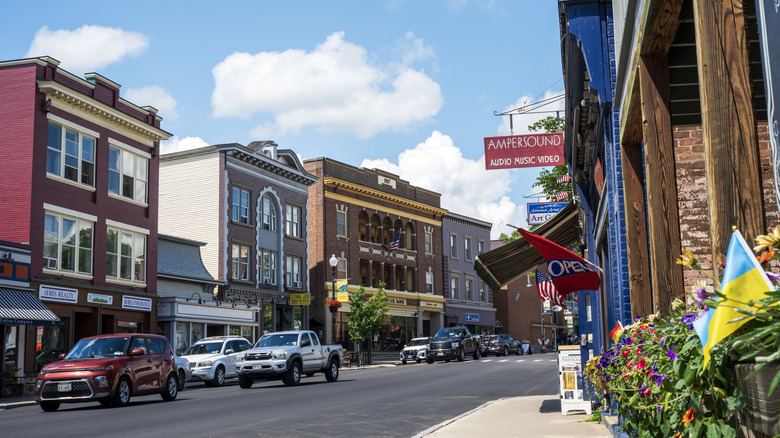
left=0, top=288, right=60, bottom=326
left=474, top=203, right=582, bottom=292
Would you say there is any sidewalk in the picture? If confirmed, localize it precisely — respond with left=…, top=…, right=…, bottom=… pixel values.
left=415, top=395, right=611, bottom=438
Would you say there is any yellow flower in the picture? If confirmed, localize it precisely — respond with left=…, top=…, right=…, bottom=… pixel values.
left=754, top=225, right=780, bottom=253
left=682, top=407, right=696, bottom=427
left=676, top=249, right=701, bottom=269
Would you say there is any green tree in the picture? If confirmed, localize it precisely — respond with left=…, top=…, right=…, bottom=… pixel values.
left=347, top=283, right=389, bottom=345
left=527, top=115, right=564, bottom=133
left=529, top=116, right=571, bottom=202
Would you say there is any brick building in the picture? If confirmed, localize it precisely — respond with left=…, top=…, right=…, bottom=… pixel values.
left=158, top=142, right=317, bottom=345
left=0, top=57, right=171, bottom=377
left=304, top=158, right=447, bottom=347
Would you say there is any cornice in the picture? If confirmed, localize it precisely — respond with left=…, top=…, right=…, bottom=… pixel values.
left=38, top=80, right=172, bottom=144
left=323, top=177, right=448, bottom=217
left=226, top=149, right=318, bottom=187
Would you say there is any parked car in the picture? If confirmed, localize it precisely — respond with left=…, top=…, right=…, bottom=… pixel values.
left=181, top=335, right=251, bottom=387
left=485, top=334, right=521, bottom=356
left=35, top=348, right=64, bottom=371
left=174, top=354, right=192, bottom=391
left=427, top=327, right=480, bottom=363
left=399, top=338, right=429, bottom=364
left=34, top=334, right=178, bottom=412
left=236, top=330, right=343, bottom=388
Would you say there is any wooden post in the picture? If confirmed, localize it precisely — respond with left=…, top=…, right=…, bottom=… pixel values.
left=693, top=0, right=765, bottom=260
left=639, top=54, right=684, bottom=315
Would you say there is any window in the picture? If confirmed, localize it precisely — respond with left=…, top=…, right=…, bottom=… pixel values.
left=450, top=276, right=459, bottom=300
left=47, top=121, right=96, bottom=188
left=336, top=258, right=347, bottom=280
left=232, top=244, right=250, bottom=280
left=43, top=212, right=93, bottom=275
left=261, top=249, right=277, bottom=284
left=450, top=234, right=458, bottom=258
left=106, top=226, right=146, bottom=283
left=285, top=255, right=302, bottom=288
left=336, top=211, right=347, bottom=236
left=285, top=204, right=302, bottom=238
left=108, top=145, right=148, bottom=203
left=465, top=238, right=472, bottom=260
left=478, top=240, right=485, bottom=255
left=479, top=281, right=486, bottom=302
left=231, top=187, right=250, bottom=224
left=262, top=197, right=277, bottom=231
left=425, top=272, right=434, bottom=293
left=465, top=277, right=473, bottom=301
left=424, top=232, right=433, bottom=254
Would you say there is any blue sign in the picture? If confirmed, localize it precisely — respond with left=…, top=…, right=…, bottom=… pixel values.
left=465, top=313, right=479, bottom=322
left=527, top=202, right=569, bottom=226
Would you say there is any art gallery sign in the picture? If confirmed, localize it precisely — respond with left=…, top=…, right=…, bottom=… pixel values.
left=483, top=132, right=564, bottom=170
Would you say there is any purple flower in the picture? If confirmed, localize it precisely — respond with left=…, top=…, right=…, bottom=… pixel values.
left=658, top=405, right=663, bottom=413
left=681, top=313, right=697, bottom=324
left=766, top=271, right=780, bottom=284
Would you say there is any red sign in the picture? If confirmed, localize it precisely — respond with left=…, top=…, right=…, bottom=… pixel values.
left=483, top=132, right=564, bottom=170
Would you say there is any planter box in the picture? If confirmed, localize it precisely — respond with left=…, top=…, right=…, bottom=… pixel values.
left=734, top=362, right=780, bottom=437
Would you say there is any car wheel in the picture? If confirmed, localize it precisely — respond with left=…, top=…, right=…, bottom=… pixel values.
left=209, top=366, right=225, bottom=387
left=40, top=401, right=60, bottom=412
left=161, top=373, right=178, bottom=401
left=473, top=348, right=480, bottom=360
left=427, top=357, right=434, bottom=364
left=177, top=369, right=186, bottom=391
left=416, top=359, right=422, bottom=363
left=503, top=346, right=509, bottom=356
left=516, top=347, right=521, bottom=356
left=113, top=376, right=131, bottom=407
left=238, top=374, right=253, bottom=389
left=401, top=359, right=407, bottom=365
left=324, top=358, right=339, bottom=382
left=283, top=361, right=301, bottom=386
left=456, top=348, right=465, bottom=362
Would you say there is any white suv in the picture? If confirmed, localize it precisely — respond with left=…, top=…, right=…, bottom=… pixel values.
left=399, top=337, right=429, bottom=364
left=182, top=336, right=251, bottom=386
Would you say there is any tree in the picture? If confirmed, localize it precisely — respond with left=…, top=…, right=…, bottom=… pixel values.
left=527, top=115, right=564, bottom=133
left=347, top=283, right=389, bottom=347
left=529, top=116, right=571, bottom=202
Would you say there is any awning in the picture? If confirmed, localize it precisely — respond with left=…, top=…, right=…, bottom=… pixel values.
left=475, top=203, right=582, bottom=292
left=0, top=288, right=60, bottom=326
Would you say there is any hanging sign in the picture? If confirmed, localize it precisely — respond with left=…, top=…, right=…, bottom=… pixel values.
left=527, top=202, right=569, bottom=226
left=484, top=132, right=564, bottom=170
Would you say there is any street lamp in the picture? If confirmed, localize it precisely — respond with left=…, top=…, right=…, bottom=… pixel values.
left=329, top=254, right=339, bottom=344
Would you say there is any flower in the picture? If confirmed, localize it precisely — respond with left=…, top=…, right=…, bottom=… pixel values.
left=682, top=408, right=696, bottom=427
left=676, top=249, right=701, bottom=269
left=754, top=224, right=780, bottom=253
left=325, top=300, right=342, bottom=308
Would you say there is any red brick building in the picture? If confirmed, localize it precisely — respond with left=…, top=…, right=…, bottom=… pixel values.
left=304, top=158, right=447, bottom=347
left=0, top=57, right=171, bottom=375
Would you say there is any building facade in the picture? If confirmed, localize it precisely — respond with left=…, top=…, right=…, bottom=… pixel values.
left=441, top=212, right=495, bottom=334
left=159, top=142, right=317, bottom=343
left=304, top=158, right=447, bottom=348
left=0, top=57, right=171, bottom=378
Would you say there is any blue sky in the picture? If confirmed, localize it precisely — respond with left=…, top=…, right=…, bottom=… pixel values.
left=2, top=0, right=564, bottom=238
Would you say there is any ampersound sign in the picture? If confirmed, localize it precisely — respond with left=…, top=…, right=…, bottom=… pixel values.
left=483, top=132, right=564, bottom=170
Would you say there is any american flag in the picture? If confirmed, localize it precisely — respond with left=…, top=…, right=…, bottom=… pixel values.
left=555, top=191, right=569, bottom=201
left=535, top=269, right=564, bottom=308
left=556, top=174, right=571, bottom=184
left=382, top=230, right=401, bottom=251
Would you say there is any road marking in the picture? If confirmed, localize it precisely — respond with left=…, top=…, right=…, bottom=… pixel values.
left=482, top=359, right=493, bottom=362
left=534, top=359, right=543, bottom=362
left=498, top=359, right=509, bottom=363
left=516, top=359, right=525, bottom=362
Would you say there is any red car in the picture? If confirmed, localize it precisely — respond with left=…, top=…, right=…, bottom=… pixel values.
left=34, top=333, right=178, bottom=412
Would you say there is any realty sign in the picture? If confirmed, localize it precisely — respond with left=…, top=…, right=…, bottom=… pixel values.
left=527, top=202, right=569, bottom=226
left=484, top=132, right=564, bottom=170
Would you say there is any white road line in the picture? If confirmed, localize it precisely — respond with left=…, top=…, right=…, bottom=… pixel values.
left=498, top=359, right=509, bottom=362
left=533, top=359, right=543, bottom=362
left=482, top=359, right=493, bottom=362
left=516, top=359, right=525, bottom=362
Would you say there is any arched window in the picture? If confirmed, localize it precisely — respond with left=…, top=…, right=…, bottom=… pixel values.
left=393, top=219, right=404, bottom=248
left=404, top=223, right=415, bottom=250
left=370, top=213, right=380, bottom=243
left=261, top=196, right=277, bottom=231
left=358, top=211, right=369, bottom=241
left=382, top=217, right=393, bottom=244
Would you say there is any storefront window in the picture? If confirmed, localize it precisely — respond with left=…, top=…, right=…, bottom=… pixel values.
left=263, top=306, right=273, bottom=334
left=35, top=322, right=68, bottom=371
left=190, top=323, right=204, bottom=344
left=175, top=322, right=189, bottom=355
left=229, top=325, right=240, bottom=336
left=117, top=320, right=139, bottom=333
left=241, top=326, right=253, bottom=343
left=5, top=326, right=18, bottom=374
left=294, top=307, right=303, bottom=330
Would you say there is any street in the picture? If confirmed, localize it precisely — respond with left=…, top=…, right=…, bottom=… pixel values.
left=2, top=356, right=560, bottom=438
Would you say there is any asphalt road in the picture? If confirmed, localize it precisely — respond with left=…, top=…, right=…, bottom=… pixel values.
left=2, top=355, right=561, bottom=438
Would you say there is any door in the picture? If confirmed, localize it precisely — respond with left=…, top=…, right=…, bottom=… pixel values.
left=299, top=333, right=318, bottom=372
left=127, top=337, right=159, bottom=392
left=309, top=332, right=325, bottom=366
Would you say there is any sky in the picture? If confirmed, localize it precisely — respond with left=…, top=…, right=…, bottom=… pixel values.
left=1, top=0, right=565, bottom=239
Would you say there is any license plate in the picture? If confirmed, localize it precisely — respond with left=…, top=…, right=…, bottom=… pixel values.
left=58, top=383, right=72, bottom=392
left=437, top=352, right=444, bottom=356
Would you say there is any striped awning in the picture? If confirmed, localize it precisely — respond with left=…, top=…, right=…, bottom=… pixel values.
left=0, top=288, right=60, bottom=326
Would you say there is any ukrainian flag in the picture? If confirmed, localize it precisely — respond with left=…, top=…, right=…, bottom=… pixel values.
left=694, top=230, right=774, bottom=370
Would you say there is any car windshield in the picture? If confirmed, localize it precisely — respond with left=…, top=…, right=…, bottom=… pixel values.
left=434, top=329, right=463, bottom=338
left=407, top=339, right=428, bottom=347
left=487, top=335, right=499, bottom=342
left=255, top=334, right=298, bottom=347
left=65, top=337, right=130, bottom=359
left=183, top=342, right=223, bottom=355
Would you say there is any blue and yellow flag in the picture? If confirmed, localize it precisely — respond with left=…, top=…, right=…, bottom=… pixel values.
left=694, top=230, right=774, bottom=370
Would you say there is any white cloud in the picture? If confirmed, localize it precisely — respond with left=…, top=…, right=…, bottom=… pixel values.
left=395, top=32, right=435, bottom=66
left=497, top=90, right=565, bottom=135
left=213, top=31, right=442, bottom=139
left=160, top=136, right=209, bottom=155
left=25, top=25, right=149, bottom=74
left=124, top=86, right=178, bottom=120
left=360, top=131, right=525, bottom=239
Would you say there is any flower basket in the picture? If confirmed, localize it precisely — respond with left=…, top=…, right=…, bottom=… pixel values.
left=734, top=362, right=780, bottom=436
left=328, top=305, right=338, bottom=314
left=326, top=300, right=341, bottom=313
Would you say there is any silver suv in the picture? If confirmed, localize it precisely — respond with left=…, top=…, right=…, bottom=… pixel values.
left=181, top=336, right=251, bottom=386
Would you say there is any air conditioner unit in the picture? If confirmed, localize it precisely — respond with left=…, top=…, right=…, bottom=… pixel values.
left=45, top=258, right=58, bottom=269
left=293, top=281, right=302, bottom=289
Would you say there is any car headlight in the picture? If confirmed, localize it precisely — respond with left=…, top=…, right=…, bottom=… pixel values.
left=237, top=354, right=245, bottom=361
left=198, top=360, right=213, bottom=367
left=94, top=375, right=109, bottom=388
left=451, top=342, right=460, bottom=348
left=87, top=365, right=113, bottom=372
left=272, top=351, right=287, bottom=359
left=35, top=379, right=42, bottom=390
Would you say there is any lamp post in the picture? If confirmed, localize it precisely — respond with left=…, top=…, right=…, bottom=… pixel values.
left=329, top=254, right=338, bottom=344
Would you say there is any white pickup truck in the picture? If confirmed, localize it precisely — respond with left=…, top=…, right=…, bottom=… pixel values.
left=235, top=330, right=344, bottom=388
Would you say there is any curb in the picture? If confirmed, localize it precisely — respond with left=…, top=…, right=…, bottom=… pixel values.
left=411, top=399, right=495, bottom=438
left=0, top=400, right=36, bottom=410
